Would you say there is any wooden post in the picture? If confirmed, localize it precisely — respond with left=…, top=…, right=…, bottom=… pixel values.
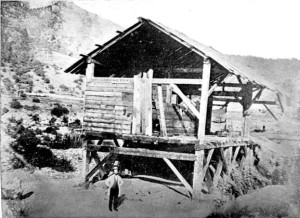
left=241, top=82, right=253, bottom=138
left=132, top=74, right=142, bottom=134
left=86, top=62, right=95, bottom=83
left=193, top=57, right=211, bottom=198
left=197, top=57, right=211, bottom=138
left=82, top=140, right=91, bottom=183
left=145, top=69, right=153, bottom=136
left=205, top=96, right=213, bottom=135
left=158, top=85, right=167, bottom=137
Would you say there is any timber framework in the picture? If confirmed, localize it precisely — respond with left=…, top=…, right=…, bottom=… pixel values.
left=65, top=17, right=285, bottom=198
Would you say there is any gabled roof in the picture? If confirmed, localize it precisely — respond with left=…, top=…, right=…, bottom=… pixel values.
left=65, top=17, right=282, bottom=93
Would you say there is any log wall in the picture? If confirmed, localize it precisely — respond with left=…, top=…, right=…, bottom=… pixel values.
left=83, top=78, right=134, bottom=134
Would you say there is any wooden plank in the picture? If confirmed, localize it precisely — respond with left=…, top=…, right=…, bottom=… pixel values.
left=263, top=104, right=278, bottom=121
left=84, top=123, right=131, bottom=130
left=213, top=158, right=223, bottom=187
left=152, top=78, right=202, bottom=85
left=83, top=117, right=131, bottom=125
left=85, top=105, right=133, bottom=112
left=201, top=149, right=214, bottom=181
left=163, top=158, right=193, bottom=194
left=92, top=77, right=133, bottom=83
left=112, top=147, right=196, bottom=161
left=85, top=100, right=133, bottom=107
left=84, top=127, right=131, bottom=134
left=145, top=70, right=153, bottom=136
left=85, top=113, right=132, bottom=121
left=213, top=97, right=277, bottom=105
left=87, top=83, right=133, bottom=88
left=158, top=85, right=168, bottom=137
left=86, top=86, right=133, bottom=93
left=170, top=84, right=201, bottom=120
left=192, top=150, right=204, bottom=195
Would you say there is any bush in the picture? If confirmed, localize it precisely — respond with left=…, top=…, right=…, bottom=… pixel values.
left=31, top=114, right=40, bottom=123
left=24, top=105, right=39, bottom=111
left=37, top=90, right=43, bottom=93
left=10, top=100, right=23, bottom=109
left=49, top=90, right=55, bottom=94
left=44, top=78, right=50, bottom=84
left=32, top=98, right=40, bottom=103
left=59, top=84, right=69, bottom=92
left=51, top=105, right=69, bottom=117
left=2, top=107, right=9, bottom=114
left=20, top=92, right=27, bottom=100
left=48, top=84, right=54, bottom=90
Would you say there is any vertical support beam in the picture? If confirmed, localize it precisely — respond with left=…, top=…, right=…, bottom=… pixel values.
left=145, top=69, right=153, bottom=136
left=241, top=82, right=253, bottom=138
left=193, top=57, right=211, bottom=199
left=141, top=73, right=147, bottom=134
left=82, top=140, right=91, bottom=183
left=166, top=85, right=173, bottom=104
left=163, top=158, right=193, bottom=195
left=192, top=149, right=204, bottom=196
left=86, top=62, right=95, bottom=83
left=158, top=85, right=167, bottom=137
left=197, top=57, right=211, bottom=138
left=205, top=96, right=213, bottom=135
left=132, top=74, right=142, bottom=134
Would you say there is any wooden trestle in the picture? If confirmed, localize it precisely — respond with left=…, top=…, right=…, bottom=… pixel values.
left=81, top=131, right=259, bottom=199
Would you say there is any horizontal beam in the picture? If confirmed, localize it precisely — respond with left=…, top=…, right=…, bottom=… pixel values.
left=152, top=78, right=202, bottom=85
left=112, top=147, right=196, bottom=161
left=213, top=97, right=277, bottom=105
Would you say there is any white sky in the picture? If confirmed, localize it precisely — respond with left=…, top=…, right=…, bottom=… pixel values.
left=73, top=0, right=300, bottom=59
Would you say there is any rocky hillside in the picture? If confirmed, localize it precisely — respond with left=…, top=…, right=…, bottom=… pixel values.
left=1, top=1, right=122, bottom=68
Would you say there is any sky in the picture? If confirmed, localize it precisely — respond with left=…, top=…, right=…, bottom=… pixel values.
left=72, top=0, right=300, bottom=60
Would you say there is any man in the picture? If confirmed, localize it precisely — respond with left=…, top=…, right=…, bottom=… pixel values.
left=105, top=165, right=124, bottom=211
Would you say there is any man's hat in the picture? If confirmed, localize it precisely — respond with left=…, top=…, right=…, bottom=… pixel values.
left=112, top=165, right=119, bottom=170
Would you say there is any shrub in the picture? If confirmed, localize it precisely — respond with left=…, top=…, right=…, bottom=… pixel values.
left=59, top=84, right=69, bottom=92
left=10, top=100, right=23, bottom=109
left=20, top=92, right=27, bottom=100
left=49, top=117, right=57, bottom=126
left=2, top=107, right=9, bottom=114
left=48, top=84, right=54, bottom=90
left=3, top=78, right=13, bottom=91
left=31, top=114, right=40, bottom=123
left=32, top=98, right=40, bottom=103
left=24, top=105, right=39, bottom=111
left=44, top=78, right=50, bottom=84
left=8, top=116, right=23, bottom=125
left=51, top=105, right=69, bottom=117
left=49, top=90, right=55, bottom=94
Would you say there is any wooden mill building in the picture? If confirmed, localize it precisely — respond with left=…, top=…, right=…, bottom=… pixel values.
left=65, top=17, right=284, bottom=198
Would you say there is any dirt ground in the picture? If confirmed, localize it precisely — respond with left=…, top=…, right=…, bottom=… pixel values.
left=1, top=169, right=214, bottom=218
